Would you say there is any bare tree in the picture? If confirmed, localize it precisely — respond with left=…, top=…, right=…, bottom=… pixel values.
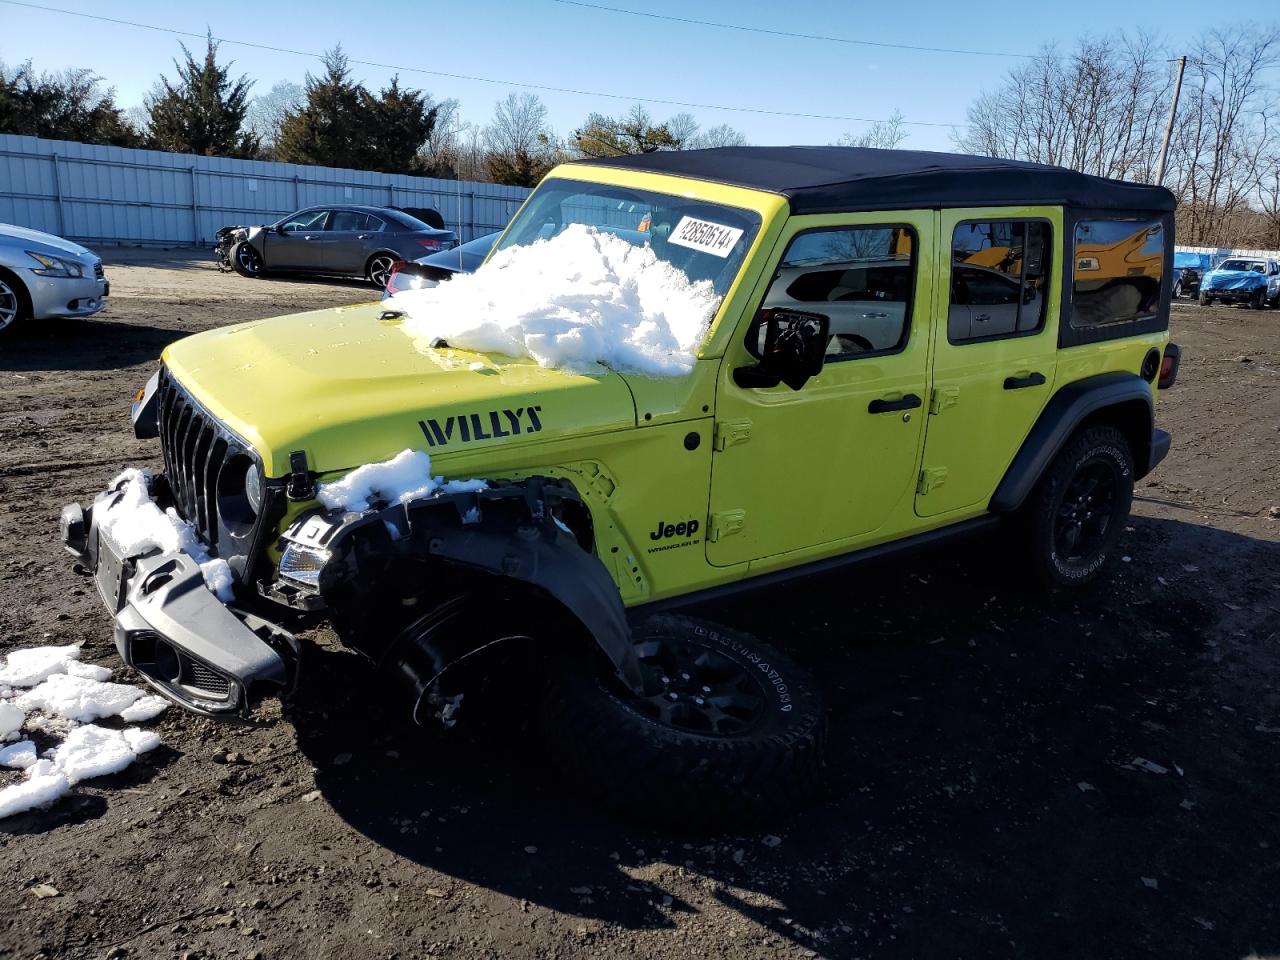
left=483, top=92, right=561, bottom=186
left=837, top=110, right=908, bottom=149
left=245, top=80, right=303, bottom=151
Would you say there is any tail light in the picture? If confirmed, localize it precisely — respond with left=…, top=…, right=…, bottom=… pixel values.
left=1159, top=343, right=1180, bottom=389
left=415, top=238, right=446, bottom=252
left=384, top=260, right=412, bottom=294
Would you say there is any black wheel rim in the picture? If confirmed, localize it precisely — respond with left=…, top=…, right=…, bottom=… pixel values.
left=1054, top=459, right=1119, bottom=563
left=237, top=245, right=261, bottom=274
left=626, top=635, right=767, bottom=736
left=370, top=256, right=395, bottom=287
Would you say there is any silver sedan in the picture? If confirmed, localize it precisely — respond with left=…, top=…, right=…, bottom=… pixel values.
left=0, top=223, right=108, bottom=336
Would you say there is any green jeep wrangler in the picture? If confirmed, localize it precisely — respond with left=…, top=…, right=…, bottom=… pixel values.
left=61, top=148, right=1180, bottom=825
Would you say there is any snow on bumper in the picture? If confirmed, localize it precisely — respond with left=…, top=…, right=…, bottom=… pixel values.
left=60, top=473, right=297, bottom=718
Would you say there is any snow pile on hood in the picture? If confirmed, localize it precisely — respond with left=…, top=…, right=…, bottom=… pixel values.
left=317, top=449, right=487, bottom=513
left=98, top=469, right=234, bottom=602
left=389, top=224, right=721, bottom=377
left=0, top=644, right=168, bottom=820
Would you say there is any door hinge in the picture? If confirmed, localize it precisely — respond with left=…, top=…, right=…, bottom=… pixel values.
left=712, top=418, right=752, bottom=451
left=708, top=509, right=746, bottom=542
left=929, top=385, right=960, bottom=415
left=917, top=466, right=948, bottom=495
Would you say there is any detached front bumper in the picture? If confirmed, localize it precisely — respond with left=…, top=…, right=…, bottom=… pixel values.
left=61, top=482, right=297, bottom=718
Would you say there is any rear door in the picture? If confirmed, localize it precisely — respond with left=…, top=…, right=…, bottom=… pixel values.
left=323, top=211, right=382, bottom=275
left=915, top=208, right=1061, bottom=517
left=267, top=209, right=330, bottom=270
left=706, top=212, right=935, bottom=566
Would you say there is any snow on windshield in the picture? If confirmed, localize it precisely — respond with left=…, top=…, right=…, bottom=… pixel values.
left=388, top=224, right=722, bottom=377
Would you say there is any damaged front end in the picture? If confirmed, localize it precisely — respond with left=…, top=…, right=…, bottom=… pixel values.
left=273, top=476, right=643, bottom=726
left=61, top=475, right=298, bottom=718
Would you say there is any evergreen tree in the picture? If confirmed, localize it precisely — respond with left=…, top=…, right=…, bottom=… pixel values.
left=360, top=77, right=440, bottom=173
left=145, top=33, right=257, bottom=157
left=0, top=60, right=138, bottom=146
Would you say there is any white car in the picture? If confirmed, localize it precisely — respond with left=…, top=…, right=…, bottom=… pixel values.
left=0, top=223, right=109, bottom=336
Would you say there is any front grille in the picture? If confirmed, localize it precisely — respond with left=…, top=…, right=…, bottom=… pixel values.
left=157, top=370, right=229, bottom=548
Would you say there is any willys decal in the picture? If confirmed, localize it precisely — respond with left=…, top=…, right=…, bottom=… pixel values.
left=419, top=406, right=543, bottom=447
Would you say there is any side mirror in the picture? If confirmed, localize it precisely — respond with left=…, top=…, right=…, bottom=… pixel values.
left=734, top=309, right=830, bottom=391
left=275, top=224, right=289, bottom=235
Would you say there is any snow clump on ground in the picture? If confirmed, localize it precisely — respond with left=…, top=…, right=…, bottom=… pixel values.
left=97, top=468, right=234, bottom=601
left=0, top=644, right=168, bottom=820
left=389, top=224, right=721, bottom=377
left=317, top=449, right=487, bottom=514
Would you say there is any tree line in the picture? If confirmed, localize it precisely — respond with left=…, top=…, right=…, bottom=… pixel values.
left=2, top=26, right=1277, bottom=246
left=0, top=36, right=749, bottom=188
left=955, top=26, right=1280, bottom=248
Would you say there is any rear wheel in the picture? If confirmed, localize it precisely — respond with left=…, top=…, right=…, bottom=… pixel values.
left=542, top=614, right=826, bottom=830
left=367, top=253, right=397, bottom=289
left=1019, top=425, right=1134, bottom=588
left=0, top=272, right=30, bottom=336
left=1172, top=279, right=1182, bottom=299
left=231, top=241, right=264, bottom=278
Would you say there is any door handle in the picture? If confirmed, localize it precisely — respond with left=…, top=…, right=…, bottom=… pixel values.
left=1003, top=372, right=1046, bottom=390
left=868, top=393, right=922, bottom=414
left=303, top=235, right=318, bottom=240
left=860, top=312, right=888, bottom=319
left=357, top=234, right=370, bottom=240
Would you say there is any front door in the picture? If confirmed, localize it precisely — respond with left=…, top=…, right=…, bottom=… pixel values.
left=267, top=209, right=330, bottom=270
left=915, top=209, right=1061, bottom=517
left=707, top=212, right=935, bottom=566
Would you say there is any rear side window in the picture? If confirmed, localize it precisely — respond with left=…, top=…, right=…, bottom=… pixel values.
left=1071, top=219, right=1164, bottom=327
left=752, top=225, right=917, bottom=361
left=948, top=220, right=1050, bottom=343
left=330, top=211, right=371, bottom=231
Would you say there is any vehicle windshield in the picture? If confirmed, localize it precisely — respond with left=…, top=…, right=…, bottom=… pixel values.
left=495, top=178, right=761, bottom=299
left=1220, top=259, right=1265, bottom=272
left=1173, top=252, right=1206, bottom=268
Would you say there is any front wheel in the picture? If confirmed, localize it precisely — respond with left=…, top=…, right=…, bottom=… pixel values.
left=1250, top=288, right=1266, bottom=310
left=230, top=240, right=264, bottom=278
left=1018, top=425, right=1134, bottom=588
left=542, top=614, right=827, bottom=830
left=0, top=273, right=30, bottom=336
left=1198, top=292, right=1213, bottom=306
left=1172, top=279, right=1182, bottom=299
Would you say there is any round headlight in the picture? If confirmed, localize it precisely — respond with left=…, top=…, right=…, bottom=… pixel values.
left=245, top=462, right=261, bottom=515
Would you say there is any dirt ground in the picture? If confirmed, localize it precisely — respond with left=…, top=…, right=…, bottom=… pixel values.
left=1, top=250, right=1278, bottom=960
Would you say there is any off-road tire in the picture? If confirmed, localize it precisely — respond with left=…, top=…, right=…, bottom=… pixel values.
left=230, top=240, right=264, bottom=279
left=542, top=614, right=827, bottom=831
left=1019, top=425, right=1134, bottom=588
left=1198, top=292, right=1212, bottom=306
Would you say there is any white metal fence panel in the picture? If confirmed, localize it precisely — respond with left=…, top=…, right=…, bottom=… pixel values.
left=0, top=134, right=531, bottom=247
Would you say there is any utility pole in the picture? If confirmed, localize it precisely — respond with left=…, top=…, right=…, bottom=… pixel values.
left=1155, top=56, right=1187, bottom=186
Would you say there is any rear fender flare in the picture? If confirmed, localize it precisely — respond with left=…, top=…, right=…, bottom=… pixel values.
left=990, top=372, right=1155, bottom=513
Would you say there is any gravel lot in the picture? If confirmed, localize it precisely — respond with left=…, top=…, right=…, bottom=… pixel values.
left=1, top=250, right=1278, bottom=960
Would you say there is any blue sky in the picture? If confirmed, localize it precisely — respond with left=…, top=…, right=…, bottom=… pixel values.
left=1, top=0, right=1211, bottom=152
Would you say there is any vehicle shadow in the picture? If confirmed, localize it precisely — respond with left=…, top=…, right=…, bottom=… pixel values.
left=289, top=515, right=1280, bottom=958
left=1, top=317, right=188, bottom=373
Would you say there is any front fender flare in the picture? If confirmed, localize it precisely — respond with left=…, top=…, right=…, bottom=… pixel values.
left=289, top=477, right=642, bottom=703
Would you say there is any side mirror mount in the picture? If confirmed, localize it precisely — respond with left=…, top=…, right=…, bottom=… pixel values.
left=275, top=224, right=289, bottom=235
left=733, top=309, right=830, bottom=392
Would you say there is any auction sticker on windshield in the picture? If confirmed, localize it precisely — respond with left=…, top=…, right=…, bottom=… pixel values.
left=669, top=216, right=744, bottom=258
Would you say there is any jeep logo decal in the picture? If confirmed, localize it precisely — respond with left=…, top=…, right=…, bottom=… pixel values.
left=650, top=518, right=699, bottom=541
left=418, top=406, right=543, bottom=447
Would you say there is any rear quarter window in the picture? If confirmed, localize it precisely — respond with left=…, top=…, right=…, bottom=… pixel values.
left=1071, top=219, right=1164, bottom=327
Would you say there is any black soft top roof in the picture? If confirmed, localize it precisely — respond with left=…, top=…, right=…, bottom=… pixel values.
left=576, top=146, right=1175, bottom=214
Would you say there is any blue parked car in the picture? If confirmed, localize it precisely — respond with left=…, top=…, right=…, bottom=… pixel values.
left=1198, top=257, right=1280, bottom=309
left=1172, top=251, right=1212, bottom=298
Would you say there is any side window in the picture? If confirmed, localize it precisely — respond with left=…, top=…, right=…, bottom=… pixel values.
left=281, top=210, right=329, bottom=231
left=948, top=220, right=1050, bottom=342
left=1071, top=219, right=1163, bottom=327
left=752, top=225, right=916, bottom=360
left=365, top=215, right=385, bottom=233
left=329, top=211, right=368, bottom=231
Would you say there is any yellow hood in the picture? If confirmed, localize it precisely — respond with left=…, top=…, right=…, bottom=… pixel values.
left=161, top=302, right=638, bottom=476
